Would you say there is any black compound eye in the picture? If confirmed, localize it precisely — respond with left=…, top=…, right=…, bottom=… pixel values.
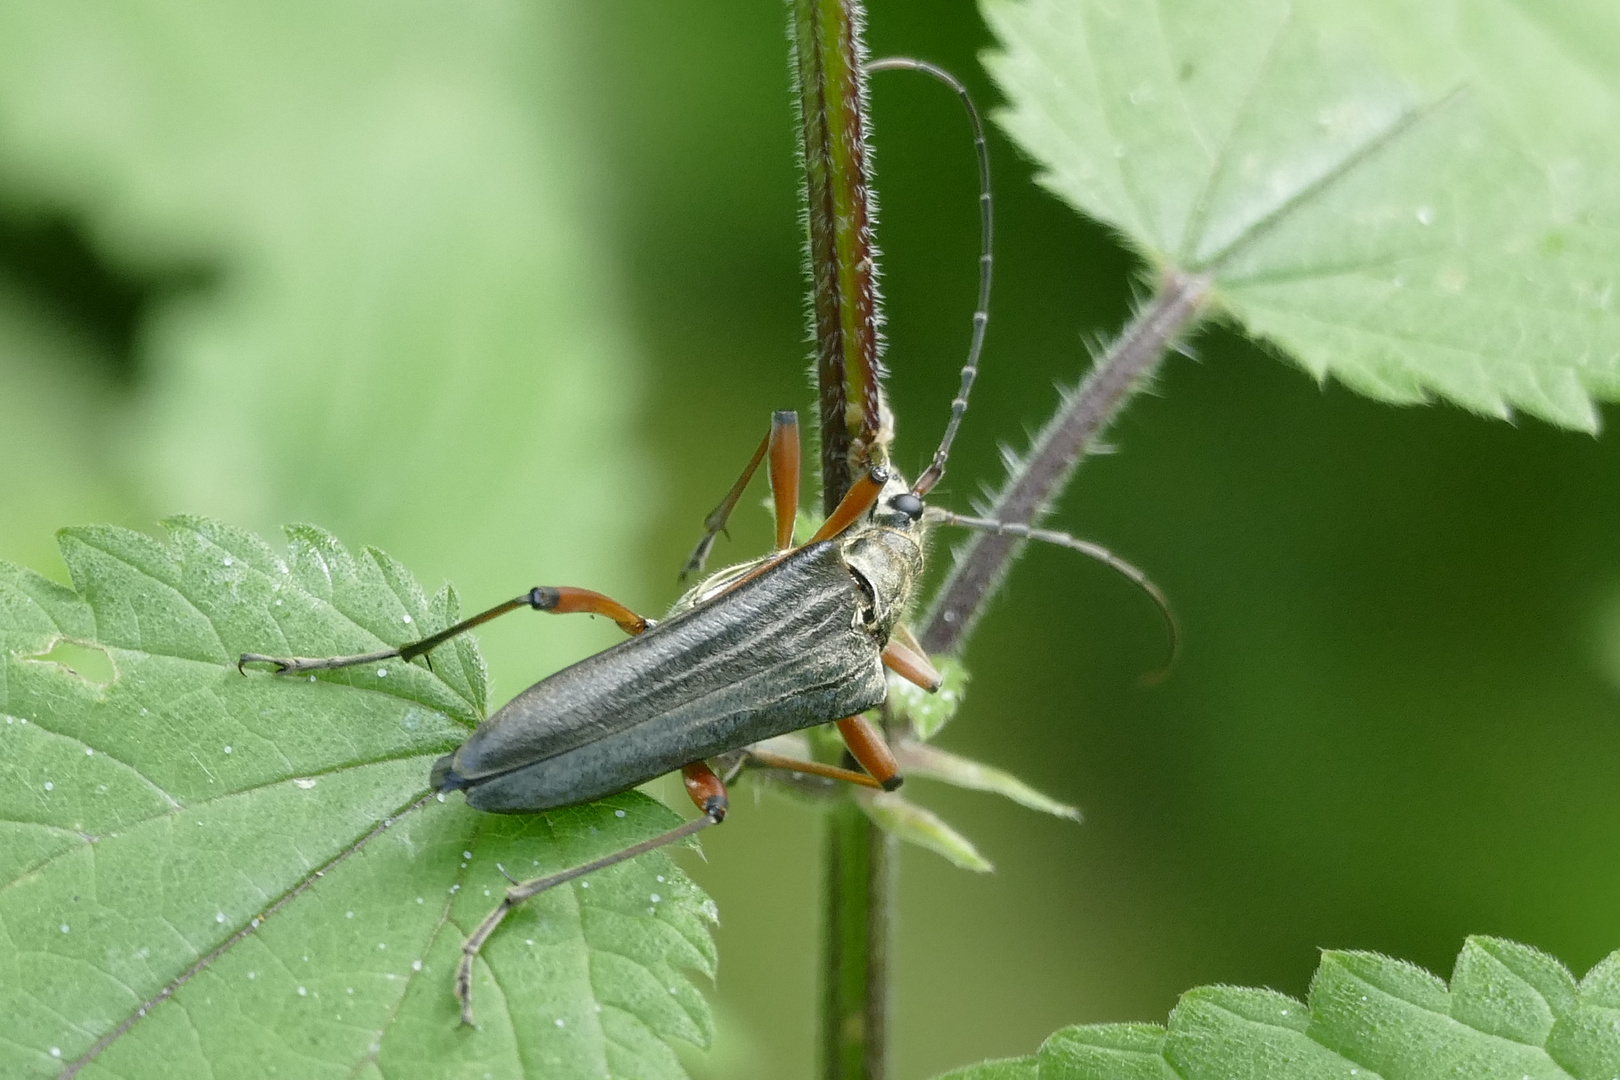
left=888, top=493, right=923, bottom=520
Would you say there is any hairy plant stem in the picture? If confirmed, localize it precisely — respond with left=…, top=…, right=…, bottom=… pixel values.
left=787, top=0, right=892, bottom=1077
left=792, top=0, right=884, bottom=515
left=791, top=0, right=1207, bottom=1064
left=920, top=269, right=1212, bottom=656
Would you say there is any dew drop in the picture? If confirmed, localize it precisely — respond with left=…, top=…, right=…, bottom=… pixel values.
left=526, top=939, right=535, bottom=946
left=416, top=897, right=424, bottom=904
left=650, top=894, right=661, bottom=903
left=377, top=668, right=387, bottom=678
left=85, top=748, right=93, bottom=756
left=450, top=884, right=460, bottom=893
left=346, top=911, right=354, bottom=919
left=346, top=987, right=354, bottom=995
left=223, top=746, right=233, bottom=755
left=308, top=675, right=316, bottom=682
left=44, top=782, right=53, bottom=792
left=669, top=986, right=678, bottom=995
left=614, top=809, right=626, bottom=818
left=402, top=614, right=413, bottom=624
left=378, top=943, right=386, bottom=950
left=436, top=793, right=446, bottom=802
left=215, top=912, right=226, bottom=923
left=50, top=1048, right=61, bottom=1058
left=555, top=1018, right=566, bottom=1028
left=1416, top=206, right=1434, bottom=225
left=579, top=880, right=589, bottom=888
left=294, top=778, right=317, bottom=789
left=412, top=959, right=422, bottom=971
left=297, top=986, right=307, bottom=996
left=656, top=875, right=665, bottom=883
left=223, top=557, right=234, bottom=567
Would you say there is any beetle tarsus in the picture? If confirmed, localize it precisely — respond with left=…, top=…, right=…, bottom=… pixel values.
left=236, top=648, right=400, bottom=675
left=237, top=653, right=292, bottom=674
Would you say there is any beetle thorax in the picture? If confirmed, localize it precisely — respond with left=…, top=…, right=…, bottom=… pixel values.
left=840, top=521, right=925, bottom=640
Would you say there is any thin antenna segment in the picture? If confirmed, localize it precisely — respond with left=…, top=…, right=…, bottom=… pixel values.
left=926, top=508, right=1180, bottom=681
left=864, top=56, right=992, bottom=498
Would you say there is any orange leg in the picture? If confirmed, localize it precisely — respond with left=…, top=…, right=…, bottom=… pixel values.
left=239, top=585, right=651, bottom=674
left=836, top=715, right=903, bottom=791
left=680, top=760, right=731, bottom=821
left=743, top=748, right=885, bottom=790
left=807, top=466, right=889, bottom=544
left=682, top=411, right=803, bottom=578
left=768, top=413, right=801, bottom=550
left=881, top=626, right=942, bottom=692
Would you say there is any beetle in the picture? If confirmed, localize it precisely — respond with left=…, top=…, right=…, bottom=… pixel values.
left=238, top=58, right=1171, bottom=1025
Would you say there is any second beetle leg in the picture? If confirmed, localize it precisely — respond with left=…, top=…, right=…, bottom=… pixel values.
left=681, top=410, right=801, bottom=579
left=455, top=761, right=729, bottom=1027
left=741, top=748, right=886, bottom=790
left=238, top=586, right=651, bottom=674
left=880, top=627, right=943, bottom=693
left=835, top=715, right=904, bottom=791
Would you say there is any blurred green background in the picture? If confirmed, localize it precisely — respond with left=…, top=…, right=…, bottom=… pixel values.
left=2, top=1, right=1618, bottom=1078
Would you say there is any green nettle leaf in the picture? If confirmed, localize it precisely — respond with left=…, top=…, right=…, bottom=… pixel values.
left=0, top=517, right=716, bottom=1080
left=984, top=0, right=1620, bottom=429
left=859, top=791, right=993, bottom=874
left=896, top=741, right=1080, bottom=822
left=935, top=937, right=1620, bottom=1079
left=936, top=1059, right=1039, bottom=1080
left=0, top=1, right=645, bottom=691
left=888, top=657, right=970, bottom=742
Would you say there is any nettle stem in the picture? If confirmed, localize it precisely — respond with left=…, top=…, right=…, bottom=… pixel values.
left=920, top=269, right=1211, bottom=656
left=788, top=1, right=890, bottom=1077
left=788, top=0, right=1207, bottom=1071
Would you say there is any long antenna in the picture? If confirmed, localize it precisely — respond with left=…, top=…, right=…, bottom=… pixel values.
left=926, top=508, right=1179, bottom=682
left=864, top=56, right=992, bottom=499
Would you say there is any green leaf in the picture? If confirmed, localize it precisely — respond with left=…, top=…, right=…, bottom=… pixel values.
left=0, top=517, right=716, bottom=1079
left=889, top=656, right=970, bottom=742
left=932, top=936, right=1620, bottom=1079
left=0, top=0, right=646, bottom=690
left=984, top=0, right=1620, bottom=429
left=859, top=791, right=994, bottom=873
left=936, top=1058, right=1040, bottom=1080
left=897, top=740, right=1081, bottom=821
